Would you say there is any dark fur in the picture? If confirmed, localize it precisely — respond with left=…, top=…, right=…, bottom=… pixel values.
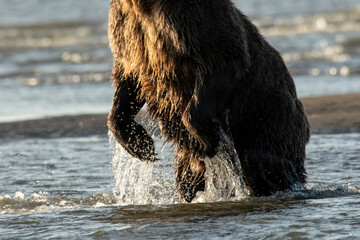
left=107, top=0, right=310, bottom=202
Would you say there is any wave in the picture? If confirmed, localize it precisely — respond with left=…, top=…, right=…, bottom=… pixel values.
left=0, top=19, right=111, bottom=86
left=257, top=6, right=360, bottom=36
left=0, top=192, right=117, bottom=214
left=1, top=184, right=358, bottom=215
left=0, top=21, right=107, bottom=51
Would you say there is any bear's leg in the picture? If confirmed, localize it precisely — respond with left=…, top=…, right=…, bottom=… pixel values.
left=174, top=152, right=206, bottom=203
left=240, top=149, right=304, bottom=196
left=108, top=79, right=157, bottom=161
left=182, top=68, right=236, bottom=158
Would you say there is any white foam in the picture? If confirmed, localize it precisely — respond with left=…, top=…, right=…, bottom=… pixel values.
left=109, top=127, right=247, bottom=205
left=14, top=192, right=25, bottom=201
left=1, top=194, right=11, bottom=200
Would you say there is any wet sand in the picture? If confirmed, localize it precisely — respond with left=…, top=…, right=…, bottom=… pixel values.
left=1, top=93, right=360, bottom=140
left=301, top=93, right=360, bottom=134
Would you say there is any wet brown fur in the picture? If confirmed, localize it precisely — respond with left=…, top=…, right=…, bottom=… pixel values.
left=108, top=0, right=310, bottom=202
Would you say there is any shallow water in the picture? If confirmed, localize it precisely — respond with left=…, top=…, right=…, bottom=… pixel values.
left=1, top=133, right=360, bottom=239
left=1, top=0, right=360, bottom=239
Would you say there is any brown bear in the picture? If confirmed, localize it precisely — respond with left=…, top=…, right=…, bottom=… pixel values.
left=107, top=0, right=311, bottom=203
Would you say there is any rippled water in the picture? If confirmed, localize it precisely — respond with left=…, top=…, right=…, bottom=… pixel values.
left=1, top=0, right=360, bottom=239
left=1, top=133, right=360, bottom=239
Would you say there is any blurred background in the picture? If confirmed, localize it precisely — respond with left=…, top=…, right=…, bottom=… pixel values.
left=0, top=0, right=359, bottom=122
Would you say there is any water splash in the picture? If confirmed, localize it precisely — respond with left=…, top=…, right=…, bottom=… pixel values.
left=109, top=127, right=360, bottom=205
left=111, top=143, right=155, bottom=205
left=109, top=124, right=247, bottom=205
left=109, top=131, right=178, bottom=205
left=193, top=129, right=246, bottom=203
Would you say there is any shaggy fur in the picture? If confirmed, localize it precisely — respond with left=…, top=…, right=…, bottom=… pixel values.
left=107, top=0, right=310, bottom=202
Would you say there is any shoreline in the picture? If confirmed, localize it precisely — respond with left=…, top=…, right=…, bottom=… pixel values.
left=301, top=93, right=360, bottom=134
left=1, top=93, right=360, bottom=140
